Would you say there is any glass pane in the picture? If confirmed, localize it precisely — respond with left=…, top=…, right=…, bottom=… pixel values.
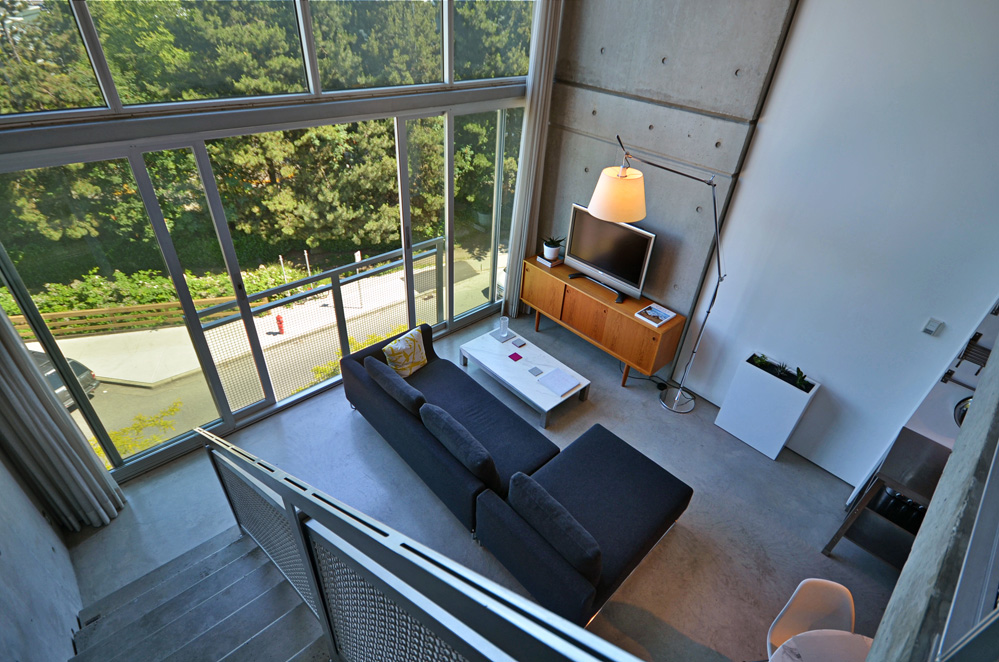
left=0, top=0, right=105, bottom=114
left=144, top=148, right=266, bottom=411
left=455, top=0, right=533, bottom=81
left=407, top=116, right=445, bottom=326
left=89, top=0, right=308, bottom=105
left=207, top=119, right=405, bottom=392
left=453, top=108, right=522, bottom=316
left=0, top=159, right=222, bottom=461
left=0, top=279, right=108, bottom=467
left=311, top=0, right=442, bottom=92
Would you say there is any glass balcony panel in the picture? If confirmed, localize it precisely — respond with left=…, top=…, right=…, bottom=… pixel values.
left=342, top=265, right=410, bottom=353
left=0, top=0, right=105, bottom=115
left=89, top=0, right=308, bottom=105
left=453, top=108, right=522, bottom=317
left=406, top=116, right=445, bottom=326
left=311, top=0, right=443, bottom=92
left=0, top=160, right=221, bottom=461
left=454, top=0, right=534, bottom=81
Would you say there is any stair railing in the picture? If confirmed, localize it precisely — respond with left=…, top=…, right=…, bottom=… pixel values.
left=197, top=427, right=641, bottom=662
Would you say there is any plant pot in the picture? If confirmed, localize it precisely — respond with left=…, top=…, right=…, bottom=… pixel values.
left=542, top=244, right=560, bottom=260
left=714, top=355, right=820, bottom=460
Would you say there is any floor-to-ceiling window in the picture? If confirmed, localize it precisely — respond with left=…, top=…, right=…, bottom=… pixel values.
left=0, top=0, right=534, bottom=478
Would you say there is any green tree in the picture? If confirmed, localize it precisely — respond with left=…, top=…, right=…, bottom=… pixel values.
left=0, top=0, right=105, bottom=114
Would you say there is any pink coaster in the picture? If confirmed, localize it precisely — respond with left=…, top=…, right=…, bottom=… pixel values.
left=509, top=352, right=522, bottom=361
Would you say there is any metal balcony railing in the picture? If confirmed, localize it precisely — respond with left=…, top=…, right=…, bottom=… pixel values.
left=197, top=427, right=642, bottom=662
left=198, top=238, right=445, bottom=403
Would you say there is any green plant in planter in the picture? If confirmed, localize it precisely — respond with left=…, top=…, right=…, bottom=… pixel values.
left=543, top=235, right=565, bottom=248
left=795, top=368, right=807, bottom=389
left=750, top=353, right=769, bottom=368
left=775, top=362, right=790, bottom=378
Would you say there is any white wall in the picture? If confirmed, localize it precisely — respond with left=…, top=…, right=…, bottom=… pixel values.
left=680, top=0, right=999, bottom=485
left=0, top=450, right=82, bottom=661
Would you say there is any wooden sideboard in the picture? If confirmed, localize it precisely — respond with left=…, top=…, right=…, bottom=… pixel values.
left=520, top=258, right=686, bottom=386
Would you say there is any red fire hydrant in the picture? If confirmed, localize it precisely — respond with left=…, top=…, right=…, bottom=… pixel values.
left=276, top=314, right=285, bottom=335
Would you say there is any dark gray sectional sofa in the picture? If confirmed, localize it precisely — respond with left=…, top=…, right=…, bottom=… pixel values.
left=340, top=324, right=693, bottom=624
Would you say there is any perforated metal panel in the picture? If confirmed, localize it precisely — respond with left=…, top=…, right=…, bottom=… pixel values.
left=310, top=539, right=469, bottom=662
left=217, top=461, right=318, bottom=615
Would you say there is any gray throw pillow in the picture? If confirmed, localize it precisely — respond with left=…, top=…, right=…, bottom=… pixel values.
left=419, top=404, right=502, bottom=493
left=508, top=472, right=602, bottom=586
left=364, top=356, right=426, bottom=416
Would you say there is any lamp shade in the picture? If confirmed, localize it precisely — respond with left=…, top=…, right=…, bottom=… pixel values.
left=587, top=166, right=646, bottom=223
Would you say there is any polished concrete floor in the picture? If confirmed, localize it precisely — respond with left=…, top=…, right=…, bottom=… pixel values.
left=68, top=314, right=899, bottom=662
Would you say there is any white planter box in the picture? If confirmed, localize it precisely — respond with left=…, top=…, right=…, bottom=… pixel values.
left=714, top=357, right=820, bottom=460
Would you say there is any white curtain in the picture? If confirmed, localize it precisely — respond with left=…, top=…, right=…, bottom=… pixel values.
left=0, top=312, right=123, bottom=531
left=503, top=0, right=564, bottom=317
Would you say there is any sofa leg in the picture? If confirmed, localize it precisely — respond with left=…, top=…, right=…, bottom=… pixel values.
left=471, top=531, right=482, bottom=546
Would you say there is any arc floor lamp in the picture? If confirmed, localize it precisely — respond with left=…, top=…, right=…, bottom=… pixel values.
left=587, top=136, right=726, bottom=414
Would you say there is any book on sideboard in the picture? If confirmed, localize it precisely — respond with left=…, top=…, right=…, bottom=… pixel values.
left=536, top=255, right=564, bottom=268
left=634, top=303, right=676, bottom=328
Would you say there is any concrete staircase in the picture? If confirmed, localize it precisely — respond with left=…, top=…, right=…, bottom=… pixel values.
left=70, top=526, right=329, bottom=662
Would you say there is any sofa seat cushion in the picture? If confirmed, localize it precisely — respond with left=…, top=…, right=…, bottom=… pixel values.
left=364, top=356, right=426, bottom=416
left=408, top=359, right=558, bottom=497
left=420, top=404, right=502, bottom=493
left=508, top=472, right=602, bottom=585
left=531, top=424, right=693, bottom=605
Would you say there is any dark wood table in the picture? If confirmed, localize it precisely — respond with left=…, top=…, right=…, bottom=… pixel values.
left=822, top=427, right=951, bottom=568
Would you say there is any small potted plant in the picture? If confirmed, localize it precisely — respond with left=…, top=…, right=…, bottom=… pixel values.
left=714, top=353, right=821, bottom=460
left=542, top=235, right=564, bottom=261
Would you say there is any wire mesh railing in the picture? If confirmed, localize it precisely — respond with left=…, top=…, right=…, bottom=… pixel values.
left=199, top=237, right=446, bottom=404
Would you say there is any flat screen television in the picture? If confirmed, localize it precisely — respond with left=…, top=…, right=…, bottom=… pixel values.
left=563, top=203, right=655, bottom=301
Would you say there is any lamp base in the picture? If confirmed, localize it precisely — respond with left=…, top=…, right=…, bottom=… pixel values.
left=660, top=386, right=695, bottom=414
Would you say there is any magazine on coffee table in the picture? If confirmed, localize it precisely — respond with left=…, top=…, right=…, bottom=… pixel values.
left=634, top=303, right=676, bottom=328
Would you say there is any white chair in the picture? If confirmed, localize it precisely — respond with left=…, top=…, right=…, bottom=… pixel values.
left=767, top=578, right=855, bottom=656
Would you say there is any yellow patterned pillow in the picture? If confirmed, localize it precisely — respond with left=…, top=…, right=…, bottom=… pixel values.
left=382, top=328, right=427, bottom=377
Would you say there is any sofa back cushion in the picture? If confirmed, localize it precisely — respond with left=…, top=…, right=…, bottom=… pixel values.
left=508, top=472, right=602, bottom=586
left=364, top=356, right=426, bottom=416
left=420, top=404, right=501, bottom=493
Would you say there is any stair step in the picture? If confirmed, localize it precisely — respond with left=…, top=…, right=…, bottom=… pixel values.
left=220, top=602, right=325, bottom=662
left=72, top=546, right=270, bottom=659
left=288, top=635, right=334, bottom=662
left=74, top=534, right=258, bottom=652
left=72, top=562, right=285, bottom=662
left=79, top=525, right=242, bottom=626
left=160, top=581, right=305, bottom=662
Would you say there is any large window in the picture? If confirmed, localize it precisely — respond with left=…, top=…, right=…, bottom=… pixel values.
left=90, top=0, right=309, bottom=105
left=0, top=0, right=534, bottom=477
left=311, top=0, right=443, bottom=91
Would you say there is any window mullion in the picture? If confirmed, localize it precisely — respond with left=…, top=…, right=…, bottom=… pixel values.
left=445, top=111, right=455, bottom=328
left=296, top=0, right=323, bottom=97
left=444, top=0, right=455, bottom=85
left=70, top=0, right=123, bottom=113
left=394, top=118, right=418, bottom=329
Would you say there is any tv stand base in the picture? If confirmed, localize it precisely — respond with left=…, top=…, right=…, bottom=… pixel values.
left=567, top=273, right=626, bottom=303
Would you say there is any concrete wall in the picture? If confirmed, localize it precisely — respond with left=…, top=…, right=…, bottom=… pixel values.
left=680, top=0, right=999, bottom=485
left=536, top=0, right=796, bottom=338
left=0, top=448, right=82, bottom=662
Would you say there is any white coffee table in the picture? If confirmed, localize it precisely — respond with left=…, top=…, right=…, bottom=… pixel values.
left=459, top=331, right=590, bottom=428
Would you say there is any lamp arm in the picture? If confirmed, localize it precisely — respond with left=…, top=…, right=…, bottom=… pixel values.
left=616, top=135, right=715, bottom=186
